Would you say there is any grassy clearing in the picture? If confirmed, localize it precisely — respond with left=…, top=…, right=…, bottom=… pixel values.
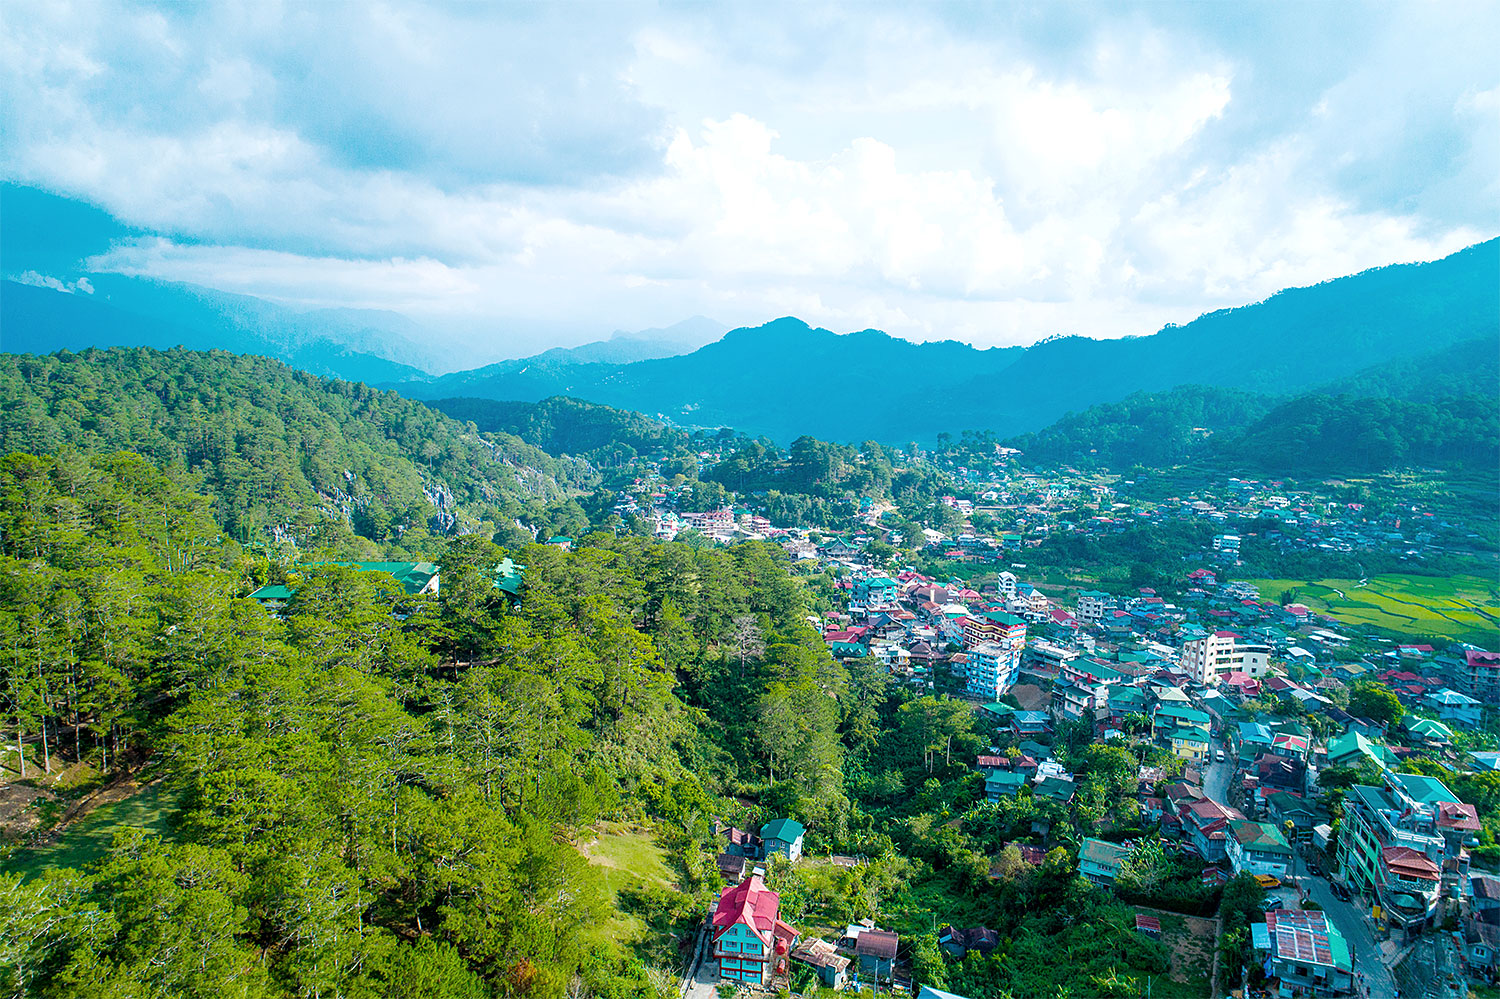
left=578, top=823, right=674, bottom=948
left=1146, top=908, right=1216, bottom=999
left=1243, top=573, right=1500, bottom=645
left=2, top=780, right=182, bottom=879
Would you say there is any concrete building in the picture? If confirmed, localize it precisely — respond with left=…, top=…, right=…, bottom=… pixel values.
left=1180, top=631, right=1271, bottom=685
left=1337, top=773, right=1480, bottom=931
left=964, top=634, right=1026, bottom=701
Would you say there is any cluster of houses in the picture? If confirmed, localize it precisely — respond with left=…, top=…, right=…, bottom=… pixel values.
left=708, top=818, right=906, bottom=992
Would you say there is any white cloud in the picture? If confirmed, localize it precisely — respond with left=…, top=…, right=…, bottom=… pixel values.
left=3, top=1, right=1496, bottom=351
left=13, top=271, right=95, bottom=295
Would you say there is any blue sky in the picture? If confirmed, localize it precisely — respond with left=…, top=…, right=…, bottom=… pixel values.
left=2, top=0, right=1496, bottom=353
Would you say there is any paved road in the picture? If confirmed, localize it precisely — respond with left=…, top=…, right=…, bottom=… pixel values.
left=1203, top=751, right=1231, bottom=806
left=680, top=926, right=719, bottom=999
left=1300, top=870, right=1396, bottom=999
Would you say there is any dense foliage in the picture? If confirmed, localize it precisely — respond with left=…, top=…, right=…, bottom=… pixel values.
left=428, top=396, right=696, bottom=467
left=1224, top=393, right=1499, bottom=474
left=1005, top=383, right=1499, bottom=477
left=1005, top=385, right=1274, bottom=469
left=0, top=349, right=589, bottom=545
left=0, top=451, right=815, bottom=997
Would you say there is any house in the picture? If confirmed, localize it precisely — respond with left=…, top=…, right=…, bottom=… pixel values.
left=1033, top=775, right=1075, bottom=804
left=250, top=560, right=446, bottom=611
left=493, top=557, right=526, bottom=603
left=1401, top=715, right=1454, bottom=749
left=1259, top=911, right=1354, bottom=996
left=854, top=928, right=899, bottom=981
left=1269, top=732, right=1310, bottom=761
left=711, top=874, right=798, bottom=985
left=1232, top=721, right=1274, bottom=762
left=1007, top=711, right=1052, bottom=739
left=938, top=925, right=998, bottom=960
left=1078, top=837, right=1132, bottom=888
left=1051, top=682, right=1100, bottom=723
left=1250, top=756, right=1307, bottom=805
left=248, top=583, right=294, bottom=612
left=1153, top=704, right=1212, bottom=761
left=1226, top=820, right=1292, bottom=878
left=1468, top=874, right=1500, bottom=969
left=717, top=852, right=749, bottom=881
left=984, top=771, right=1028, bottom=801
left=716, top=821, right=763, bottom=859
left=1337, top=773, right=1477, bottom=930
left=1325, top=730, right=1397, bottom=772
left=1424, top=688, right=1483, bottom=728
left=760, top=819, right=805, bottom=862
left=1470, top=751, right=1500, bottom=772
left=789, top=938, right=849, bottom=990
left=1461, top=649, right=1500, bottom=701
left=1075, top=590, right=1115, bottom=625
left=1184, top=799, right=1244, bottom=861
left=1264, top=791, right=1318, bottom=840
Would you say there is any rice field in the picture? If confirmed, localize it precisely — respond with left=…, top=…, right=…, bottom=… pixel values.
left=1243, top=574, right=1500, bottom=645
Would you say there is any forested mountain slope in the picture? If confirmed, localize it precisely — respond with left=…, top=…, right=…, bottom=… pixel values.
left=1219, top=393, right=1500, bottom=474
left=429, top=395, right=694, bottom=458
left=1318, top=335, right=1499, bottom=400
left=0, top=452, right=826, bottom=998
left=1004, top=328, right=1500, bottom=474
left=1004, top=385, right=1276, bottom=469
left=0, top=348, right=579, bottom=544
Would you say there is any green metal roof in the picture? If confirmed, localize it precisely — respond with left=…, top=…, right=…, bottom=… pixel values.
left=1154, top=704, right=1211, bottom=724
left=760, top=818, right=806, bottom=842
left=1079, top=837, right=1132, bottom=871
left=249, top=584, right=294, bottom=601
left=309, top=561, right=440, bottom=595
left=1390, top=772, right=1460, bottom=806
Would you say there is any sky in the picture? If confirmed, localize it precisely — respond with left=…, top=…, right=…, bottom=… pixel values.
left=2, top=0, right=1497, bottom=355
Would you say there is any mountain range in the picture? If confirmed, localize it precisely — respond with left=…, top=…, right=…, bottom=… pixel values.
left=399, top=238, right=1499, bottom=442
left=4, top=183, right=1496, bottom=445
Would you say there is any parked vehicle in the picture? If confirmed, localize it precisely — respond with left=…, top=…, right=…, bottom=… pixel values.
left=1262, top=897, right=1285, bottom=912
left=1331, top=882, right=1351, bottom=901
left=1306, top=861, right=1322, bottom=876
left=1255, top=874, right=1282, bottom=889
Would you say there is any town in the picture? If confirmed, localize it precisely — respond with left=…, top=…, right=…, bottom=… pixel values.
left=676, top=538, right=1496, bottom=996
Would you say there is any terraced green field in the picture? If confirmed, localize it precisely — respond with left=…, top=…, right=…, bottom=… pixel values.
left=1244, top=574, right=1500, bottom=645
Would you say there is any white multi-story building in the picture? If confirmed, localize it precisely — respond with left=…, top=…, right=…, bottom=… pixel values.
left=1213, top=534, right=1241, bottom=553
left=1181, top=631, right=1271, bottom=685
left=965, top=638, right=1025, bottom=701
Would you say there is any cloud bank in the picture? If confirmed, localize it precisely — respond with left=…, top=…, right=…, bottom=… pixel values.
left=2, top=1, right=1495, bottom=352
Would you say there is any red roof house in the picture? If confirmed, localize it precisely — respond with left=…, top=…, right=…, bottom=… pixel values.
left=711, top=875, right=798, bottom=985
